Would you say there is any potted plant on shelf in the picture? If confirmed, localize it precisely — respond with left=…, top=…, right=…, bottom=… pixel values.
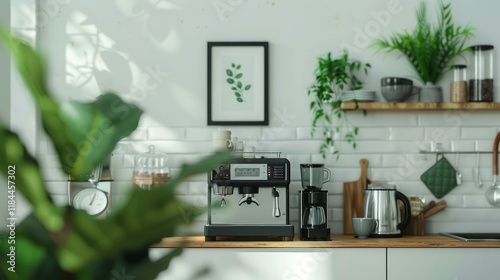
left=369, top=1, right=474, bottom=102
left=308, top=49, right=371, bottom=159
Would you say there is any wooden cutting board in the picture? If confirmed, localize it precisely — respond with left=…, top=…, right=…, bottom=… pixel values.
left=343, top=158, right=375, bottom=235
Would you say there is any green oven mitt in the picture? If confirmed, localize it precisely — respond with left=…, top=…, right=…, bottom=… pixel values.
left=421, top=155, right=457, bottom=199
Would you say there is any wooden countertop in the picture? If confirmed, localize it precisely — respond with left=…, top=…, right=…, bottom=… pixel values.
left=152, top=235, right=500, bottom=248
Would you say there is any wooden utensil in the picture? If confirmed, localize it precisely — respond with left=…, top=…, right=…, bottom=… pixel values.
left=422, top=200, right=436, bottom=215
left=423, top=200, right=446, bottom=218
left=343, top=159, right=375, bottom=234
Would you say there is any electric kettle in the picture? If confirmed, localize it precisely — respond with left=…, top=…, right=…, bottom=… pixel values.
left=363, top=184, right=411, bottom=237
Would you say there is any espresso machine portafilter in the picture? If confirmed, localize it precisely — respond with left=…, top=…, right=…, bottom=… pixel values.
left=205, top=158, right=293, bottom=241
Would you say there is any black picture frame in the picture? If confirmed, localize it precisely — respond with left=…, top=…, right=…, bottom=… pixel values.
left=207, top=42, right=269, bottom=126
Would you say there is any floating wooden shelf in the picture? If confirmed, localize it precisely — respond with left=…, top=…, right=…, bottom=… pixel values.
left=341, top=102, right=500, bottom=111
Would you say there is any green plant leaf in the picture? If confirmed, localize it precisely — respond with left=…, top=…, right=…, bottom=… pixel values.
left=54, top=152, right=234, bottom=272
left=227, top=78, right=234, bottom=84
left=231, top=87, right=237, bottom=90
left=231, top=63, right=235, bottom=68
left=226, top=69, right=233, bottom=77
left=0, top=233, right=52, bottom=280
left=368, top=0, right=474, bottom=84
left=235, top=73, right=243, bottom=79
left=235, top=92, right=241, bottom=97
left=237, top=97, right=243, bottom=102
left=60, top=94, right=142, bottom=178
left=0, top=125, right=63, bottom=232
left=237, top=81, right=242, bottom=89
left=244, top=84, right=251, bottom=91
left=236, top=64, right=241, bottom=69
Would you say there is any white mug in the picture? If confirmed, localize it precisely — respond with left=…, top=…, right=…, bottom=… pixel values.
left=213, top=130, right=232, bottom=151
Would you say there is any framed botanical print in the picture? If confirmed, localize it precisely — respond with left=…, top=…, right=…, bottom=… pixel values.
left=207, top=42, right=269, bottom=125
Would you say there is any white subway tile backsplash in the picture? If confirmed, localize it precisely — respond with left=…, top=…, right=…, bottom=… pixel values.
left=418, top=111, right=471, bottom=127
left=463, top=195, right=495, bottom=208
left=40, top=116, right=500, bottom=234
left=312, top=154, right=383, bottom=167
left=355, top=127, right=391, bottom=140
left=41, top=168, right=68, bottom=182
left=451, top=140, right=476, bottom=152
left=391, top=127, right=425, bottom=140
left=296, top=127, right=314, bottom=140
left=461, top=127, right=498, bottom=139
left=45, top=182, right=68, bottom=195
left=424, top=127, right=461, bottom=141
left=124, top=127, right=147, bottom=140
left=426, top=208, right=500, bottom=222
left=347, top=111, right=419, bottom=127
left=262, top=127, right=297, bottom=140
left=225, top=127, right=262, bottom=140
left=475, top=140, right=493, bottom=151
left=186, top=128, right=215, bottom=141
left=148, top=127, right=186, bottom=140
left=188, top=182, right=208, bottom=195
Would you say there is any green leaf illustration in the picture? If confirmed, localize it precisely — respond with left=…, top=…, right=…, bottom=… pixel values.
left=237, top=97, right=243, bottom=102
left=235, top=73, right=243, bottom=79
left=244, top=84, right=251, bottom=91
left=226, top=69, right=233, bottom=77
left=237, top=64, right=241, bottom=69
left=231, top=87, right=237, bottom=90
left=235, top=92, right=241, bottom=97
left=227, top=78, right=234, bottom=84
left=237, top=81, right=242, bottom=89
left=232, top=63, right=235, bottom=68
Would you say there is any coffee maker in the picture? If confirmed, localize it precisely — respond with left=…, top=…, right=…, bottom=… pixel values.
left=204, top=157, right=294, bottom=241
left=299, top=164, right=331, bottom=241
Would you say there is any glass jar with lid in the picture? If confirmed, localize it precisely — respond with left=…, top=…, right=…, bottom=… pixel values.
left=469, top=45, right=494, bottom=102
left=451, top=64, right=467, bottom=102
left=133, top=145, right=169, bottom=190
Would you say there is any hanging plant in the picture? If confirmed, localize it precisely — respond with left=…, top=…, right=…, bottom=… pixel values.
left=307, top=49, right=371, bottom=159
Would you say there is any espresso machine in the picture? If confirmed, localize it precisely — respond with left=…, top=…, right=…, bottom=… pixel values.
left=204, top=157, right=294, bottom=241
left=299, top=164, right=331, bottom=241
left=68, top=155, right=112, bottom=218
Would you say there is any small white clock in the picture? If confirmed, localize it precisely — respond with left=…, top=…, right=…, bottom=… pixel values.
left=72, top=188, right=109, bottom=216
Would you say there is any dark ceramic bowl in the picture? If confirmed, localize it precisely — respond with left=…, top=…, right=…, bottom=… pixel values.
left=381, top=77, right=413, bottom=86
left=381, top=77, right=415, bottom=102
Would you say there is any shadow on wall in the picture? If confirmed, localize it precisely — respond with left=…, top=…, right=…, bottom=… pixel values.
left=32, top=0, right=196, bottom=123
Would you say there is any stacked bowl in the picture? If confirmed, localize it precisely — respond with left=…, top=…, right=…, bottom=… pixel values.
left=381, top=77, right=418, bottom=102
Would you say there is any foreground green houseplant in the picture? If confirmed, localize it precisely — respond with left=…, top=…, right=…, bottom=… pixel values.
left=369, top=1, right=474, bottom=84
left=0, top=30, right=232, bottom=280
left=307, top=49, right=370, bottom=159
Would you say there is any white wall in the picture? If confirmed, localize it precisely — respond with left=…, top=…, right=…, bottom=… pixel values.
left=34, top=0, right=500, bottom=234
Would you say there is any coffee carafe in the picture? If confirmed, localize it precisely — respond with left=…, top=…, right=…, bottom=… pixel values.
left=299, top=164, right=331, bottom=241
left=363, top=184, right=411, bottom=237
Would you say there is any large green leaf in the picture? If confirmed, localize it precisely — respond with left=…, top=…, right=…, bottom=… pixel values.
left=0, top=233, right=52, bottom=280
left=54, top=152, right=234, bottom=272
left=0, top=125, right=63, bottom=232
left=59, top=94, right=142, bottom=177
left=0, top=29, right=143, bottom=178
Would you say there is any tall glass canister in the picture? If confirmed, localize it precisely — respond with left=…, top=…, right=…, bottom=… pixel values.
left=469, top=45, right=494, bottom=102
left=451, top=64, right=467, bottom=102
